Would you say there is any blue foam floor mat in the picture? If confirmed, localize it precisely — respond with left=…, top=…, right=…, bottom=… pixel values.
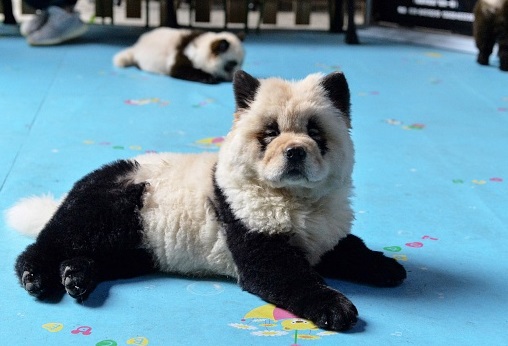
left=1, top=25, right=507, bottom=345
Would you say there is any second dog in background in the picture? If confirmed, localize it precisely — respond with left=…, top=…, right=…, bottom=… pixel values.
left=473, top=0, right=508, bottom=71
left=113, top=28, right=245, bottom=84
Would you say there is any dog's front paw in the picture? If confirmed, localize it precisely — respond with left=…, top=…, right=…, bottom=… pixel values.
left=368, top=253, right=407, bottom=287
left=298, top=288, right=358, bottom=331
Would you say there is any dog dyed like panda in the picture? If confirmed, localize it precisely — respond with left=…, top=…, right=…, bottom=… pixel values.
left=113, top=28, right=245, bottom=83
left=473, top=0, right=508, bottom=71
left=6, top=70, right=406, bottom=332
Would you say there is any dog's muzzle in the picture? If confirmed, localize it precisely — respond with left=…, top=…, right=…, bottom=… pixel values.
left=283, top=146, right=307, bottom=180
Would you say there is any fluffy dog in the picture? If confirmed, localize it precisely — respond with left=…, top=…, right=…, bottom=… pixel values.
left=473, top=0, right=508, bottom=71
left=6, top=70, right=406, bottom=331
left=113, top=28, right=245, bottom=83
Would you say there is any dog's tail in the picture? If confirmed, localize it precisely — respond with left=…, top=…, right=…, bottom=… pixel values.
left=5, top=194, right=63, bottom=238
left=113, top=48, right=136, bottom=68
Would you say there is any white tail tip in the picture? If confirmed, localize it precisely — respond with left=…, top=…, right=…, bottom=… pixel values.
left=4, top=194, right=62, bottom=238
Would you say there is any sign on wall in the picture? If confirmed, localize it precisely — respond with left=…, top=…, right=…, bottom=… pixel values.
left=375, top=0, right=477, bottom=35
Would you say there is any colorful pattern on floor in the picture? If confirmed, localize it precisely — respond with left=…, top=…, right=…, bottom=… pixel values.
left=1, top=25, right=507, bottom=345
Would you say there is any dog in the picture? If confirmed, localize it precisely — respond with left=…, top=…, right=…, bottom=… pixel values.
left=473, top=0, right=508, bottom=71
left=113, top=28, right=245, bottom=83
left=6, top=70, right=406, bottom=331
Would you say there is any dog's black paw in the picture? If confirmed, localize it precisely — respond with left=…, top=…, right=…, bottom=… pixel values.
left=60, top=258, right=97, bottom=299
left=477, top=53, right=489, bottom=66
left=20, top=270, right=46, bottom=297
left=17, top=266, right=60, bottom=299
left=366, top=252, right=407, bottom=287
left=316, top=235, right=407, bottom=287
left=15, top=247, right=59, bottom=298
left=298, top=288, right=358, bottom=331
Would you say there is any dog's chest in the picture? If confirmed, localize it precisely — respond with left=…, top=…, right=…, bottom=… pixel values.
left=288, top=203, right=352, bottom=265
left=229, top=188, right=353, bottom=265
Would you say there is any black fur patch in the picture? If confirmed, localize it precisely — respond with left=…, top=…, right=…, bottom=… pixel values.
left=307, top=117, right=328, bottom=156
left=15, top=159, right=156, bottom=299
left=211, top=39, right=230, bottom=56
left=256, top=121, right=280, bottom=152
left=211, top=175, right=358, bottom=331
left=233, top=70, right=260, bottom=110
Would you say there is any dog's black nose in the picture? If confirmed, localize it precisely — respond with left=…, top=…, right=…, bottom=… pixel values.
left=224, top=60, right=238, bottom=73
left=285, top=147, right=306, bottom=162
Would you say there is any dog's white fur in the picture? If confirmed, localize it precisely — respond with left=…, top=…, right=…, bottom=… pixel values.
left=113, top=28, right=245, bottom=81
left=129, top=152, right=237, bottom=277
left=7, top=73, right=354, bottom=278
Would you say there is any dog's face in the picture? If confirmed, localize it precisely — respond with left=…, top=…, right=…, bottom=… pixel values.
left=218, top=71, right=353, bottom=195
left=209, top=32, right=245, bottom=81
left=190, top=32, right=245, bottom=81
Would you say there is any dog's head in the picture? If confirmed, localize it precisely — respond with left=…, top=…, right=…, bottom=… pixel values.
left=217, top=70, right=354, bottom=196
left=189, top=31, right=245, bottom=81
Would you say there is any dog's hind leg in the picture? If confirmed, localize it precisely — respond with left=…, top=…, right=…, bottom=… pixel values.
left=315, top=234, right=407, bottom=287
left=15, top=159, right=153, bottom=300
left=58, top=249, right=156, bottom=300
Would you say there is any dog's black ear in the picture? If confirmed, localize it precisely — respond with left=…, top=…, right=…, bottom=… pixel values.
left=233, top=70, right=260, bottom=111
left=321, top=72, right=351, bottom=123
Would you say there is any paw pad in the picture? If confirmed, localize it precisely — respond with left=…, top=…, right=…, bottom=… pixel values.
left=22, top=271, right=39, bottom=295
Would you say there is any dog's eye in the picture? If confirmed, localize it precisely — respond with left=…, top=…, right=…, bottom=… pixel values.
left=308, top=127, right=321, bottom=139
left=264, top=128, right=280, bottom=138
left=263, top=122, right=280, bottom=139
left=307, top=119, right=328, bottom=155
left=307, top=120, right=323, bottom=141
left=258, top=123, right=280, bottom=149
left=262, top=129, right=279, bottom=145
